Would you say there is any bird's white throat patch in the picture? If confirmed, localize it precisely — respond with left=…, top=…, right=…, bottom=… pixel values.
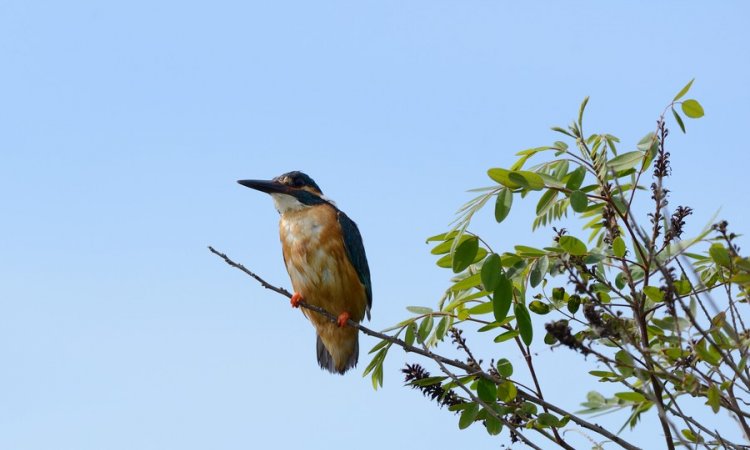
left=271, top=193, right=307, bottom=214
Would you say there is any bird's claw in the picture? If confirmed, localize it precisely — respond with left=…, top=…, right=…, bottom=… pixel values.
left=290, top=292, right=303, bottom=308
left=337, top=311, right=350, bottom=328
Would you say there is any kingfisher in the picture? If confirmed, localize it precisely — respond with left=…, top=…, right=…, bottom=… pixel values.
left=238, top=171, right=372, bottom=374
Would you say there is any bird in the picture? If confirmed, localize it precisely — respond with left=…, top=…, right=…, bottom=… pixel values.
left=238, top=171, right=372, bottom=374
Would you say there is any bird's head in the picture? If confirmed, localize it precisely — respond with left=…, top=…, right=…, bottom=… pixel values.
left=238, top=171, right=329, bottom=214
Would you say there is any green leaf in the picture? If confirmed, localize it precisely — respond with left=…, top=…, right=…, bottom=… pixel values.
left=404, top=322, right=416, bottom=346
left=671, top=108, right=686, bottom=133
left=712, top=312, right=726, bottom=328
left=528, top=300, right=550, bottom=315
left=458, top=403, right=479, bottom=429
left=674, top=279, right=692, bottom=296
left=637, top=132, right=657, bottom=152
left=363, top=347, right=386, bottom=377
left=551, top=126, right=575, bottom=138
left=467, top=301, right=494, bottom=315
left=514, top=245, right=547, bottom=256
left=695, top=339, right=721, bottom=366
left=612, top=236, right=626, bottom=258
left=435, top=316, right=449, bottom=340
left=425, top=230, right=457, bottom=243
left=584, top=391, right=606, bottom=406
left=536, top=189, right=559, bottom=215
left=615, top=392, right=646, bottom=403
left=538, top=173, right=565, bottom=188
left=367, top=339, right=390, bottom=355
left=417, top=315, right=434, bottom=343
left=615, top=272, right=626, bottom=289
left=494, top=188, right=513, bottom=223
left=706, top=383, right=720, bottom=413
left=505, top=260, right=526, bottom=279
left=436, top=253, right=452, bottom=268
left=493, top=275, right=513, bottom=322
left=681, top=428, right=702, bottom=443
left=591, top=283, right=610, bottom=293
left=494, top=330, right=520, bottom=343
left=515, top=303, right=533, bottom=345
left=484, top=413, right=503, bottom=435
left=709, top=243, right=731, bottom=267
left=536, top=412, right=561, bottom=428
left=453, top=236, right=479, bottom=273
left=643, top=286, right=664, bottom=302
left=508, top=170, right=545, bottom=190
left=615, top=350, right=635, bottom=377
left=608, top=151, right=644, bottom=172
left=681, top=99, right=704, bottom=118
left=431, top=234, right=469, bottom=254
left=371, top=362, right=383, bottom=389
left=516, top=146, right=554, bottom=156
left=510, top=153, right=533, bottom=171
left=570, top=190, right=588, bottom=212
left=611, top=195, right=628, bottom=215
left=673, top=78, right=694, bottom=101
left=559, top=236, right=587, bottom=255
left=529, top=256, right=548, bottom=288
left=477, top=378, right=497, bottom=402
left=567, top=295, right=581, bottom=313
left=406, top=306, right=433, bottom=314
left=448, top=402, right=473, bottom=412
left=496, top=358, right=513, bottom=377
left=487, top=168, right=521, bottom=189
left=450, top=273, right=482, bottom=292
left=473, top=248, right=488, bottom=264
left=589, top=370, right=618, bottom=378
left=520, top=401, right=538, bottom=416
left=578, top=96, right=589, bottom=127
left=497, top=380, right=517, bottom=402
left=565, top=166, right=586, bottom=190
left=481, top=253, right=502, bottom=291
left=477, top=322, right=504, bottom=333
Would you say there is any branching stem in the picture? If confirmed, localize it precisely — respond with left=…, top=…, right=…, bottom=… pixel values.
left=208, top=245, right=641, bottom=450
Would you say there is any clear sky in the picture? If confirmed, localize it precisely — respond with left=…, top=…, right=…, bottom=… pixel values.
left=1, top=1, right=749, bottom=449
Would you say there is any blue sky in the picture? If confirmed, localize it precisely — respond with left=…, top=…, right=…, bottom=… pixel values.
left=1, top=1, right=749, bottom=449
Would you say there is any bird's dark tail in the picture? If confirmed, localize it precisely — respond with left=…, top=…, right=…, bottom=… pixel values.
left=316, top=334, right=358, bottom=375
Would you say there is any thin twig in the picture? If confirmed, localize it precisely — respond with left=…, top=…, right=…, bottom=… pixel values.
left=515, top=336, right=572, bottom=449
left=209, top=246, right=293, bottom=298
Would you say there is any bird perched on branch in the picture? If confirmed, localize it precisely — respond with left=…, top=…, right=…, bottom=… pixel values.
left=238, top=171, right=372, bottom=374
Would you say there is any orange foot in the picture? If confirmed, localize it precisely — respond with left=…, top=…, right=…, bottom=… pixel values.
left=337, top=311, right=351, bottom=328
left=290, top=292, right=303, bottom=308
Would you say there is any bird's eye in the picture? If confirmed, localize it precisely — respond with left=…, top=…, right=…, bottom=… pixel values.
left=293, top=177, right=304, bottom=187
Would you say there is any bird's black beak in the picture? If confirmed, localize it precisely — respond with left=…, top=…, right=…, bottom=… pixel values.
left=237, top=179, right=292, bottom=195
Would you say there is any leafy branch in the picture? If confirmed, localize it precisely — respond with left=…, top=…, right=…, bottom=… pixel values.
left=367, top=81, right=749, bottom=449
left=208, top=245, right=641, bottom=449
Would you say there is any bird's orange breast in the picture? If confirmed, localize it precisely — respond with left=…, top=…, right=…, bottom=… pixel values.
left=278, top=204, right=368, bottom=371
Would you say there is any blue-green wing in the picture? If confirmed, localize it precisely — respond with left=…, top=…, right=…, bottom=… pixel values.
left=337, top=210, right=372, bottom=319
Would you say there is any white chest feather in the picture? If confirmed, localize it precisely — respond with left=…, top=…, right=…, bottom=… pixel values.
left=279, top=210, right=334, bottom=286
left=271, top=193, right=306, bottom=214
left=280, top=213, right=323, bottom=247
